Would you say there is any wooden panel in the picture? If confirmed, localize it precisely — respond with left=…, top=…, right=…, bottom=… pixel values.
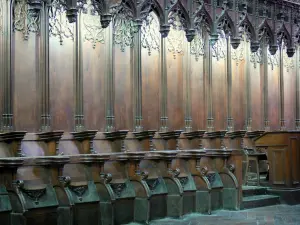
left=283, top=63, right=296, bottom=130
left=49, top=38, right=74, bottom=131
left=270, top=148, right=286, bottom=185
left=212, top=56, right=227, bottom=130
left=191, top=55, right=205, bottom=130
left=114, top=46, right=133, bottom=130
left=83, top=41, right=106, bottom=131
left=250, top=62, right=262, bottom=130
left=268, top=65, right=280, bottom=130
left=289, top=137, right=300, bottom=185
left=141, top=48, right=160, bottom=130
left=166, top=51, right=184, bottom=130
left=13, top=32, right=38, bottom=131
left=231, top=53, right=246, bottom=130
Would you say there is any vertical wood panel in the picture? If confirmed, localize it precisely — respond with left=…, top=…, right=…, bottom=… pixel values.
left=83, top=41, right=106, bottom=131
left=167, top=52, right=184, bottom=130
left=49, top=38, right=74, bottom=131
left=141, top=48, right=160, bottom=130
left=13, top=32, right=38, bottom=131
left=268, top=63, right=280, bottom=130
left=114, top=47, right=133, bottom=130
left=190, top=56, right=205, bottom=130
left=250, top=62, right=262, bottom=130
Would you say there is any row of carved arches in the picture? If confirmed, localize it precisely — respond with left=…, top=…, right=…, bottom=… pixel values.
left=0, top=0, right=297, bottom=58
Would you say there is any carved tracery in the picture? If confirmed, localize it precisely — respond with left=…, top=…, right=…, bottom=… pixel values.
left=190, top=30, right=205, bottom=61
left=167, top=13, right=185, bottom=59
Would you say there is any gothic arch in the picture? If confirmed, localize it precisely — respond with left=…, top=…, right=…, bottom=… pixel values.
left=258, top=20, right=275, bottom=45
left=216, top=11, right=236, bottom=37
left=194, top=5, right=213, bottom=34
left=239, top=15, right=256, bottom=41
left=168, top=0, right=191, bottom=31
left=139, top=0, right=165, bottom=25
left=277, top=24, right=292, bottom=47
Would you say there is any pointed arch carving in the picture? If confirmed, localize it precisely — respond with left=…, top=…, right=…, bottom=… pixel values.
left=216, top=11, right=236, bottom=37
left=194, top=4, right=213, bottom=34
left=258, top=20, right=275, bottom=44
left=139, top=0, right=165, bottom=24
left=277, top=23, right=292, bottom=47
left=239, top=15, right=256, bottom=41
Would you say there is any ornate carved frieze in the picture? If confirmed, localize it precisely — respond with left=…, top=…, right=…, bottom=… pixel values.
left=190, top=30, right=205, bottom=61
left=13, top=0, right=39, bottom=40
left=141, top=11, right=160, bottom=56
left=82, top=0, right=105, bottom=49
left=49, top=0, right=74, bottom=45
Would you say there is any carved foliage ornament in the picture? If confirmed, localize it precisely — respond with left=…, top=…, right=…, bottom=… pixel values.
left=283, top=47, right=294, bottom=72
left=13, top=0, right=39, bottom=40
left=49, top=0, right=74, bottom=45
left=82, top=0, right=105, bottom=49
left=190, top=30, right=205, bottom=61
left=141, top=11, right=160, bottom=56
left=268, top=49, right=279, bottom=70
left=113, top=2, right=137, bottom=52
left=167, top=14, right=185, bottom=59
left=231, top=39, right=245, bottom=66
left=212, top=33, right=226, bottom=61
left=250, top=47, right=263, bottom=68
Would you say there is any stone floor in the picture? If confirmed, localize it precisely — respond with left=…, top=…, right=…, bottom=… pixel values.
left=127, top=204, right=300, bottom=225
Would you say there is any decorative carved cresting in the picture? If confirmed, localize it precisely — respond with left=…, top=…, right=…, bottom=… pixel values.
left=13, top=0, right=39, bottom=40
left=49, top=0, right=74, bottom=45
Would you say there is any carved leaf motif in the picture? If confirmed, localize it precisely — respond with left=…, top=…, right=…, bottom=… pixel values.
left=231, top=39, right=244, bottom=66
left=267, top=49, right=279, bottom=70
left=113, top=2, right=137, bottom=52
left=49, top=0, right=74, bottom=45
left=212, top=34, right=226, bottom=61
left=141, top=12, right=160, bottom=56
left=13, top=0, right=39, bottom=40
left=190, top=30, right=205, bottom=61
left=206, top=173, right=216, bottom=183
left=250, top=47, right=263, bottom=68
left=167, top=15, right=185, bottom=59
left=179, top=177, right=188, bottom=187
left=82, top=0, right=105, bottom=49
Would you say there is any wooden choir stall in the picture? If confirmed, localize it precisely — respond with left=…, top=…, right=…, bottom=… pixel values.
left=1, top=0, right=300, bottom=224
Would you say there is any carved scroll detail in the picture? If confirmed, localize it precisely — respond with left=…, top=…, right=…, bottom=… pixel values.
left=141, top=12, right=160, bottom=56
left=82, top=0, right=104, bottom=49
left=49, top=0, right=74, bottom=45
left=13, top=0, right=39, bottom=40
